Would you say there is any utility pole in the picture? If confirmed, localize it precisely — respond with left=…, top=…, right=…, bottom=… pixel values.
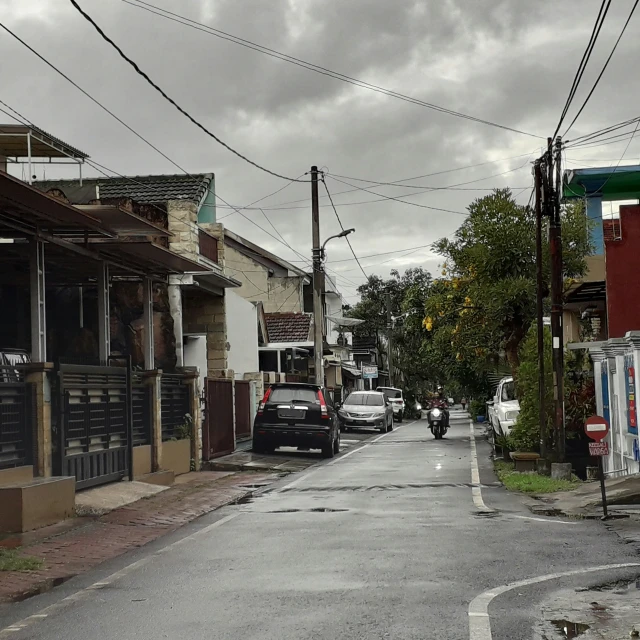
left=549, top=137, right=565, bottom=461
left=534, top=159, right=546, bottom=462
left=386, top=292, right=394, bottom=388
left=311, top=165, right=324, bottom=386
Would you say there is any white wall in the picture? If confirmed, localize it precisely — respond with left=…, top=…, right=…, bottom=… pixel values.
left=225, top=290, right=259, bottom=378
left=324, top=292, right=343, bottom=345
left=184, top=334, right=207, bottom=393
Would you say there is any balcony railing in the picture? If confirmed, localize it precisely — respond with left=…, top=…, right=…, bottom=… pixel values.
left=198, top=229, right=218, bottom=263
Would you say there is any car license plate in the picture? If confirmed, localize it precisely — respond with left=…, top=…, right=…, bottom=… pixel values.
left=278, top=408, right=305, bottom=419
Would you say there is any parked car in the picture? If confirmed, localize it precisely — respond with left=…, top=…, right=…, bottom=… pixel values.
left=489, top=376, right=520, bottom=437
left=252, top=383, right=340, bottom=458
left=376, top=386, right=405, bottom=422
left=338, top=391, right=394, bottom=433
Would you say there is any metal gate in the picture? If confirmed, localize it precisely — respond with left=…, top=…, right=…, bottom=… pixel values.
left=55, top=363, right=132, bottom=490
left=234, top=380, right=252, bottom=441
left=0, top=367, right=33, bottom=470
left=203, top=378, right=234, bottom=460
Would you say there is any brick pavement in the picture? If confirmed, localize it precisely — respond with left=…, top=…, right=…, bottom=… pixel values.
left=0, top=471, right=277, bottom=603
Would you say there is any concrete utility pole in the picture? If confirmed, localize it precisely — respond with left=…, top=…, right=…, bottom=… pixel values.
left=548, top=136, right=566, bottom=461
left=311, top=165, right=324, bottom=386
left=534, top=159, right=546, bottom=462
left=386, top=292, right=394, bottom=388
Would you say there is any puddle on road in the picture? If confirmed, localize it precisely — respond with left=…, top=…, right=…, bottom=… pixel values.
left=550, top=620, right=590, bottom=638
left=266, top=508, right=349, bottom=514
left=539, top=577, right=640, bottom=639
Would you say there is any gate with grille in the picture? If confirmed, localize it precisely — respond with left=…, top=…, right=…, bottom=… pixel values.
left=0, top=366, right=34, bottom=471
left=234, top=380, right=252, bottom=441
left=54, top=363, right=132, bottom=489
left=203, top=378, right=234, bottom=460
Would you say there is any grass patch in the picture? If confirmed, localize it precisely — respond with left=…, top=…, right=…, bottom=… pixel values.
left=0, top=548, right=43, bottom=572
left=494, top=461, right=580, bottom=494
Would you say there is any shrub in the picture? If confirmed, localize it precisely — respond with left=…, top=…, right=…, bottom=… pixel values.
left=469, top=398, right=486, bottom=418
left=509, top=325, right=553, bottom=453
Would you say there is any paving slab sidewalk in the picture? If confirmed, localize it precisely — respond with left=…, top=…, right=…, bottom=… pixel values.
left=0, top=470, right=279, bottom=604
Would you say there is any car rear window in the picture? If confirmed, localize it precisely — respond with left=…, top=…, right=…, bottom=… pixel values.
left=269, top=387, right=319, bottom=404
left=346, top=393, right=384, bottom=406
left=378, top=388, right=402, bottom=399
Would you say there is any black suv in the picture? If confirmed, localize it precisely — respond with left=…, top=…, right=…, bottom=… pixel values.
left=252, top=383, right=340, bottom=458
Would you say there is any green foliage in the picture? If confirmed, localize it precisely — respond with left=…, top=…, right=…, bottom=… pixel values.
left=427, top=191, right=590, bottom=370
left=0, top=549, right=43, bottom=572
left=509, top=325, right=553, bottom=453
left=174, top=413, right=193, bottom=441
left=469, top=398, right=486, bottom=418
left=494, top=461, right=579, bottom=493
left=564, top=349, right=596, bottom=435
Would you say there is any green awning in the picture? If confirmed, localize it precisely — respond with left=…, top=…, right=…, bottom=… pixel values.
left=564, top=165, right=640, bottom=201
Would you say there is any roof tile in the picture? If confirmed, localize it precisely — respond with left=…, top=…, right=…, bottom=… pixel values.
left=36, top=173, right=213, bottom=205
left=265, top=313, right=312, bottom=343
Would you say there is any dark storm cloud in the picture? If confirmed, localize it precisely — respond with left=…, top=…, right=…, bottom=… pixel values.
left=1, top=0, right=639, bottom=298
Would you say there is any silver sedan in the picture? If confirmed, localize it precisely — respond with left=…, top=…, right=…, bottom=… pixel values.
left=338, top=391, right=394, bottom=433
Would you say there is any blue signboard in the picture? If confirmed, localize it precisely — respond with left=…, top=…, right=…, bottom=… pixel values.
left=601, top=360, right=610, bottom=426
left=625, top=353, right=638, bottom=436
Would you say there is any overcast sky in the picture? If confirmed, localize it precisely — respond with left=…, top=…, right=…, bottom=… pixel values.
left=2, top=0, right=639, bottom=302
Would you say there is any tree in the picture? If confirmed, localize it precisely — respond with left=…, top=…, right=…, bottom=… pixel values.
left=347, top=268, right=433, bottom=394
left=424, top=189, right=590, bottom=370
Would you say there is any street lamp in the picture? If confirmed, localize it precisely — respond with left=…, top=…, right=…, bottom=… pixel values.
left=312, top=228, right=355, bottom=385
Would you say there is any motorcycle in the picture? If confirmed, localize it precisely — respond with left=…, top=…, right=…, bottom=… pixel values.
left=427, top=403, right=449, bottom=439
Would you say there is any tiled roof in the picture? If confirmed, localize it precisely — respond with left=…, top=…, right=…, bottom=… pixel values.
left=36, top=173, right=213, bottom=205
left=265, top=313, right=312, bottom=343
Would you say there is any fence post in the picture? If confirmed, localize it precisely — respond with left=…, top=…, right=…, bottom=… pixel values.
left=143, top=369, right=162, bottom=472
left=24, top=363, right=54, bottom=478
left=182, top=370, right=201, bottom=470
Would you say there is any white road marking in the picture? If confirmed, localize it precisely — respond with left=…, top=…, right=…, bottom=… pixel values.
left=511, top=515, right=578, bottom=525
left=468, top=562, right=640, bottom=640
left=469, top=420, right=495, bottom=514
left=326, top=421, right=414, bottom=466
left=0, top=514, right=239, bottom=639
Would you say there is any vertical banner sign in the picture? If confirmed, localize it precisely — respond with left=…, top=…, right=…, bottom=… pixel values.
left=601, top=360, right=610, bottom=425
left=625, top=353, right=638, bottom=435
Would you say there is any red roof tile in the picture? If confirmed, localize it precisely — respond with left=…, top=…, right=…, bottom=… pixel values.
left=265, top=313, right=312, bottom=343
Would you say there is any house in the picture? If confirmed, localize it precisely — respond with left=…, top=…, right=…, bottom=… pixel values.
left=564, top=164, right=640, bottom=477
left=0, top=125, right=226, bottom=530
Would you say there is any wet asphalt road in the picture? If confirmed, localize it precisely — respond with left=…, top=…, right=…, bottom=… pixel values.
left=2, top=410, right=639, bottom=640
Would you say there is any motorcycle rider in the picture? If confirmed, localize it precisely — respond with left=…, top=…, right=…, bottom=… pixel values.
left=429, top=386, right=450, bottom=428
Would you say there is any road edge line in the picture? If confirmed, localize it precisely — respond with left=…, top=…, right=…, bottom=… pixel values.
left=468, top=562, right=640, bottom=640
left=469, top=419, right=495, bottom=514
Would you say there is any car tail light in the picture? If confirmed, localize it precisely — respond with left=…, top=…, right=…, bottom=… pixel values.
left=257, top=387, right=272, bottom=416
left=317, top=390, right=329, bottom=419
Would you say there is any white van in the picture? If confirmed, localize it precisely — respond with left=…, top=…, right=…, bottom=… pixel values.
left=489, top=376, right=520, bottom=437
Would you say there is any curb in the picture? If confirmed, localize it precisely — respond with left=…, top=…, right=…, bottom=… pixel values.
left=0, top=475, right=278, bottom=605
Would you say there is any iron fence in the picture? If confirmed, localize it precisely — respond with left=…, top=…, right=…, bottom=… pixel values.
left=161, top=374, right=190, bottom=441
left=0, top=366, right=33, bottom=470
left=132, top=374, right=152, bottom=447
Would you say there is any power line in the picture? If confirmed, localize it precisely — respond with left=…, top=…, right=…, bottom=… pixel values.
left=326, top=175, right=469, bottom=215
left=120, top=0, right=543, bottom=140
left=563, top=0, right=639, bottom=136
left=321, top=178, right=368, bottom=281
left=217, top=178, right=304, bottom=221
left=0, top=29, right=316, bottom=273
left=217, top=157, right=534, bottom=212
left=0, top=101, right=205, bottom=238
left=553, top=0, right=612, bottom=138
left=566, top=115, right=640, bottom=146
left=68, top=0, right=307, bottom=183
